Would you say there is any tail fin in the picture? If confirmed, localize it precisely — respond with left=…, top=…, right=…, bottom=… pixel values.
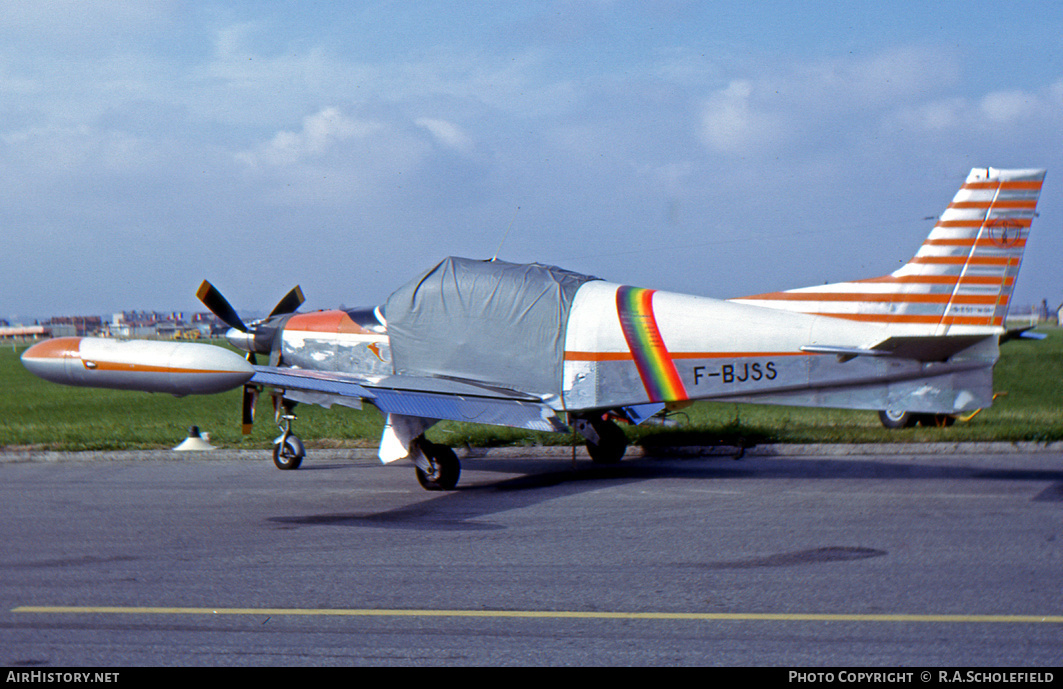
left=733, top=167, right=1046, bottom=335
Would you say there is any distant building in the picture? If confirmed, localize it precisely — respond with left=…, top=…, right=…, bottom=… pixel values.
left=15, top=309, right=228, bottom=341
left=0, top=325, right=48, bottom=341
left=42, top=315, right=103, bottom=337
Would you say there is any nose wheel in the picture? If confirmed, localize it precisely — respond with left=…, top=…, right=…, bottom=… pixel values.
left=272, top=401, right=305, bottom=470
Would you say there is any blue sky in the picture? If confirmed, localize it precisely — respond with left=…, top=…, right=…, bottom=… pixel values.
left=2, top=1, right=1062, bottom=321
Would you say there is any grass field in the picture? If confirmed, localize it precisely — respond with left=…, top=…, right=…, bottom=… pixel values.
left=3, top=329, right=1062, bottom=451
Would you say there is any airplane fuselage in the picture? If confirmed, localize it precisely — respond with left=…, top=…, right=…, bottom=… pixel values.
left=269, top=278, right=998, bottom=420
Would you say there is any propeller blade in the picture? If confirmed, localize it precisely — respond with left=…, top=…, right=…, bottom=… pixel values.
left=268, top=285, right=305, bottom=319
left=241, top=384, right=259, bottom=435
left=196, top=280, right=247, bottom=332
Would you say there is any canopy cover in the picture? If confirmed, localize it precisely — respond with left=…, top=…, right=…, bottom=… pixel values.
left=384, top=256, right=598, bottom=399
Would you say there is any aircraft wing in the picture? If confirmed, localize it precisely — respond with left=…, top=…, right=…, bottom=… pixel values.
left=249, top=366, right=569, bottom=433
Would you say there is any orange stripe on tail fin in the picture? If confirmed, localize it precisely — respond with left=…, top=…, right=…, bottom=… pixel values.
left=732, top=167, right=1045, bottom=335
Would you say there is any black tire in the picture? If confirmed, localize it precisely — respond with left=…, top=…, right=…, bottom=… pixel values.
left=586, top=418, right=628, bottom=464
left=415, top=441, right=460, bottom=491
left=878, top=409, right=916, bottom=429
left=273, top=435, right=305, bottom=470
left=917, top=413, right=956, bottom=427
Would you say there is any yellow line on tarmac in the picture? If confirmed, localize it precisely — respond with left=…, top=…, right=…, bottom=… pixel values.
left=10, top=606, right=1063, bottom=624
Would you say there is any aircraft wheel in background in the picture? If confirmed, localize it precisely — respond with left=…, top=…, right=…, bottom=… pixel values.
left=878, top=409, right=916, bottom=429
left=917, top=413, right=956, bottom=427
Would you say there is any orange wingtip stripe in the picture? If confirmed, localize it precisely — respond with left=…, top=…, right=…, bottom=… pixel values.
left=86, top=361, right=238, bottom=374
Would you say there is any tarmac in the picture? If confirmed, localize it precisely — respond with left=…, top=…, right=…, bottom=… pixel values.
left=3, top=440, right=1063, bottom=464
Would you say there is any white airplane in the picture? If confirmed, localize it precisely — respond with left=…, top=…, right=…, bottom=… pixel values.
left=22, top=167, right=1046, bottom=490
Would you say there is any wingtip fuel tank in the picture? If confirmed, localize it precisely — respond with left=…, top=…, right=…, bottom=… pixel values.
left=21, top=337, right=254, bottom=396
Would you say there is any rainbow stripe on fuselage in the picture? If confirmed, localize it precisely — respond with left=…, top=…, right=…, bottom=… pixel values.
left=615, top=285, right=688, bottom=402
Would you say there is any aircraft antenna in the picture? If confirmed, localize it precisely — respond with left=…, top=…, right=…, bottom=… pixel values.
left=490, top=206, right=520, bottom=262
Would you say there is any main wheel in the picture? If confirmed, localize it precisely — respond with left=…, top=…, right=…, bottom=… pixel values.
left=273, top=435, right=305, bottom=470
left=586, top=418, right=628, bottom=464
left=878, top=409, right=916, bottom=429
left=415, top=441, right=460, bottom=491
left=917, top=413, right=956, bottom=427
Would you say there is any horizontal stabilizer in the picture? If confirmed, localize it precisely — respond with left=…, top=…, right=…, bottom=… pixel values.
left=802, top=334, right=991, bottom=362
left=999, top=325, right=1046, bottom=343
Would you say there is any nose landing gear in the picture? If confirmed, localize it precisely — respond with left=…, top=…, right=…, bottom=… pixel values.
left=271, top=398, right=305, bottom=470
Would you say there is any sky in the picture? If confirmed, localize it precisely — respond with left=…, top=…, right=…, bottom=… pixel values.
left=2, top=1, right=1062, bottom=322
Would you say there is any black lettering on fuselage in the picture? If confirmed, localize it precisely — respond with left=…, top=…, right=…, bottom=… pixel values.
left=693, top=361, right=778, bottom=385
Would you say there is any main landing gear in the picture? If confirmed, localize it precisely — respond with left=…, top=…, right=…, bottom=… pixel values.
left=574, top=414, right=629, bottom=464
left=877, top=410, right=956, bottom=429
left=412, top=437, right=461, bottom=491
left=406, top=414, right=628, bottom=492
left=264, top=404, right=630, bottom=488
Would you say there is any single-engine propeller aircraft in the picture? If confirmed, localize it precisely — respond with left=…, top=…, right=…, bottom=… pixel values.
left=22, top=167, right=1046, bottom=490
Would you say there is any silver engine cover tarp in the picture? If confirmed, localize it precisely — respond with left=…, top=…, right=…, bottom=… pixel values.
left=384, top=256, right=598, bottom=399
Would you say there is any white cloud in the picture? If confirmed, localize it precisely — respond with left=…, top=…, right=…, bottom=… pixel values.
left=415, top=118, right=473, bottom=154
left=698, top=80, right=781, bottom=154
left=694, top=47, right=960, bottom=156
left=1, top=123, right=160, bottom=178
left=832, top=47, right=959, bottom=106
left=889, top=97, right=966, bottom=131
left=237, top=107, right=382, bottom=167
left=887, top=82, right=1063, bottom=134
left=690, top=44, right=1063, bottom=163
left=980, top=90, right=1036, bottom=123
left=1050, top=79, right=1063, bottom=106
